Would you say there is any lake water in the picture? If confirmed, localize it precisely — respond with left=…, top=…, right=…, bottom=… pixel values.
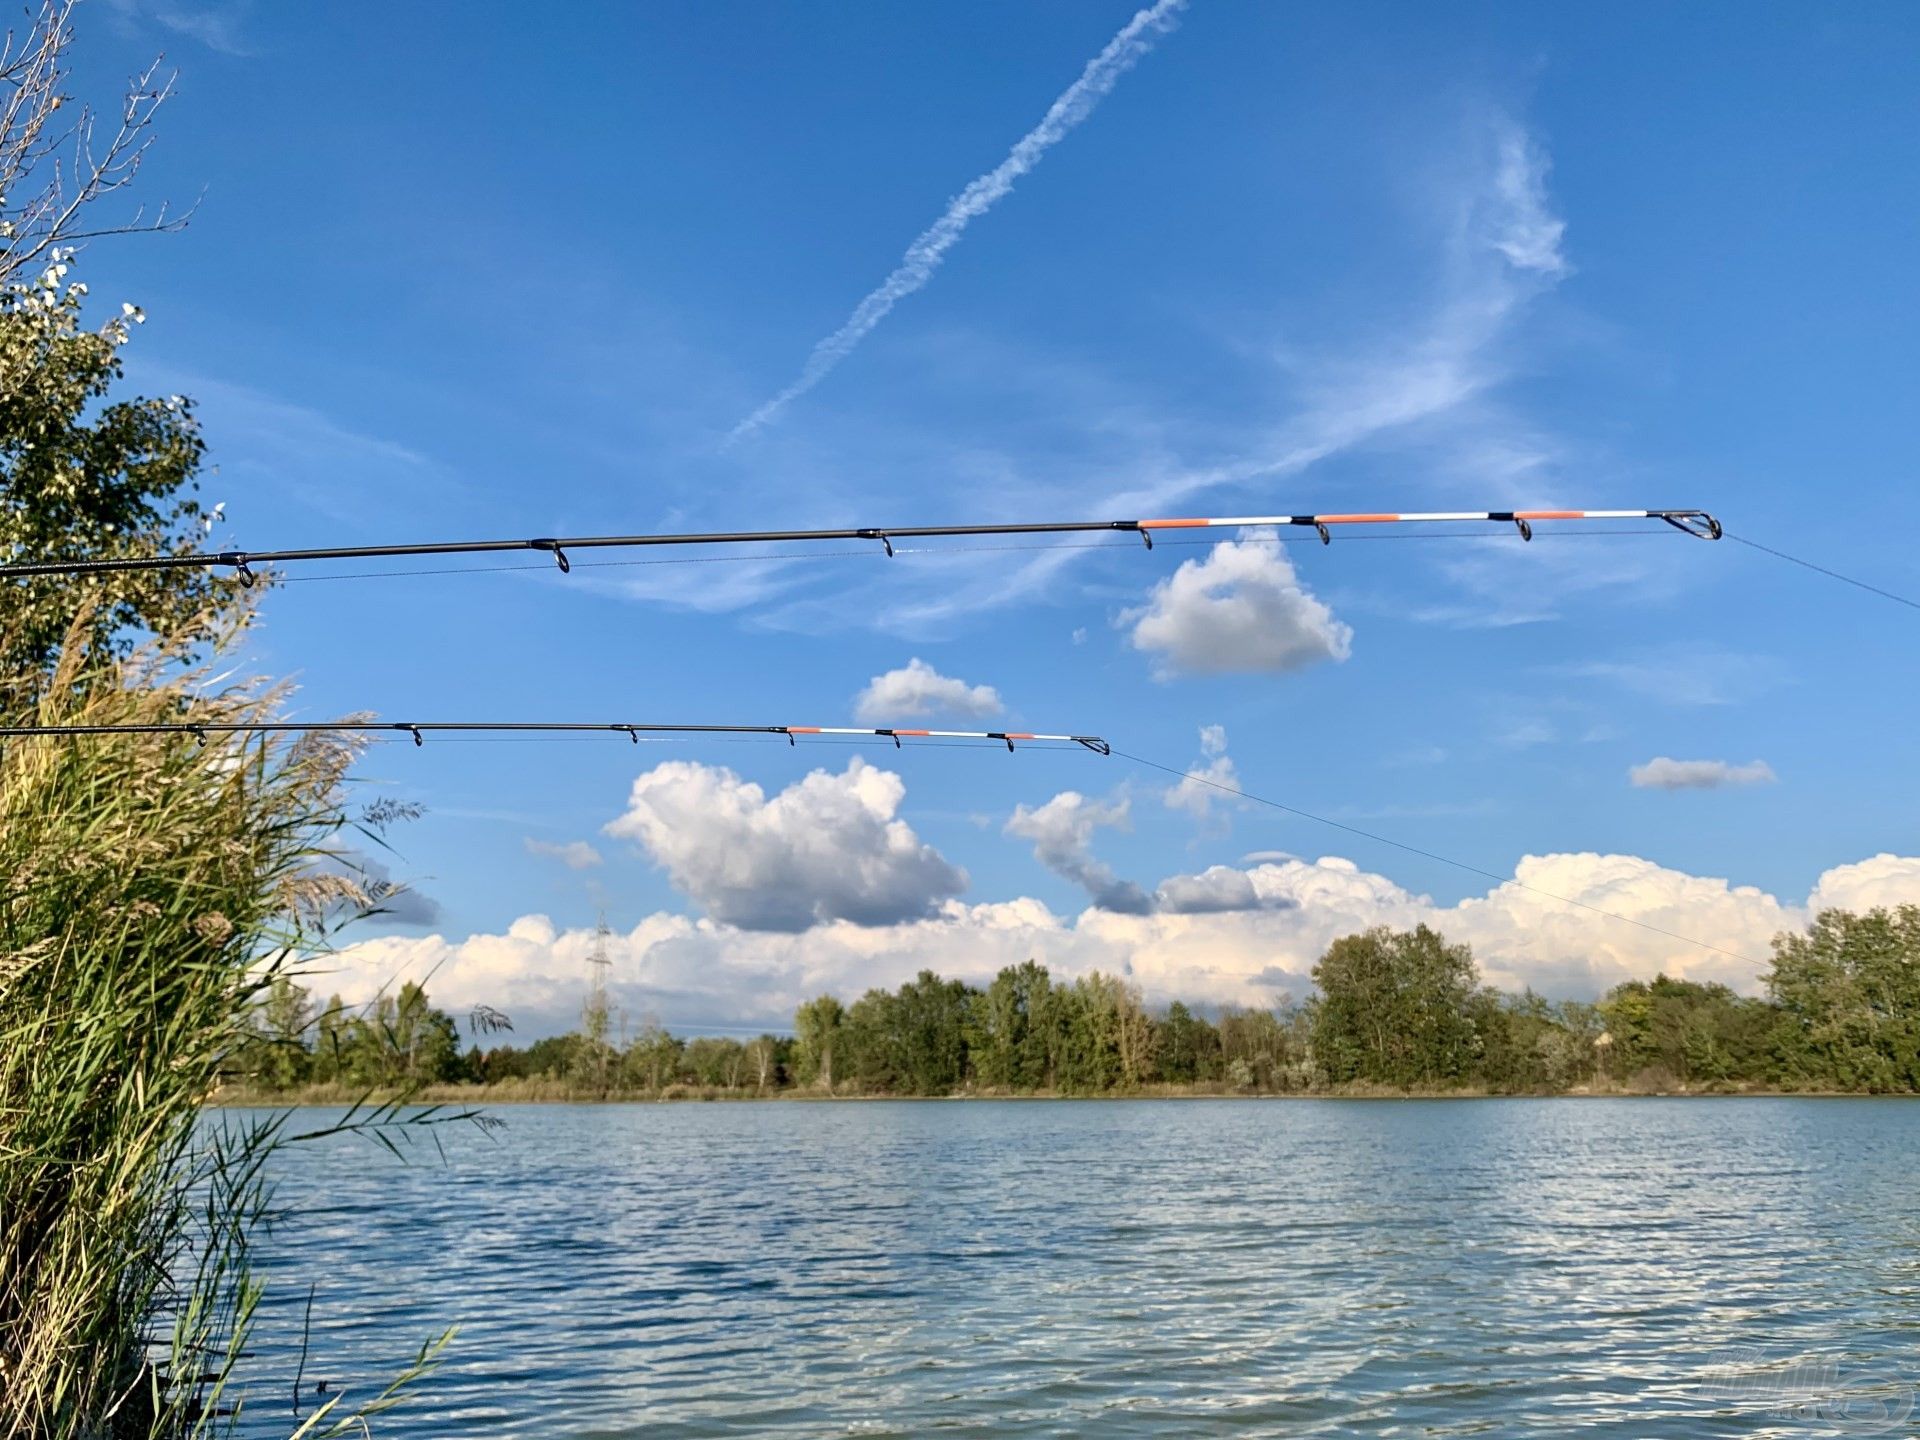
left=228, top=1098, right=1920, bottom=1437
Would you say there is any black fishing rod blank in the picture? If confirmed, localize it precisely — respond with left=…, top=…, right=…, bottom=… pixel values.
left=0, top=720, right=1112, bottom=754
left=0, top=507, right=1723, bottom=584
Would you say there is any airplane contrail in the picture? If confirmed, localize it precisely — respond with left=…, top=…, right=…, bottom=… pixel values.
left=729, top=0, right=1189, bottom=441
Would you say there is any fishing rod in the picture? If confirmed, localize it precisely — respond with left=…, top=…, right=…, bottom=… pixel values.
left=0, top=720, right=1112, bottom=754
left=0, top=507, right=1723, bottom=585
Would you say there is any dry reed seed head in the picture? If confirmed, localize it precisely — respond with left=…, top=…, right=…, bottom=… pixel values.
left=189, top=913, right=232, bottom=945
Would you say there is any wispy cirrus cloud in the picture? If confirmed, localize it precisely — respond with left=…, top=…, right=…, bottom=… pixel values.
left=728, top=0, right=1188, bottom=440
left=126, top=365, right=449, bottom=528
left=1555, top=649, right=1789, bottom=707
left=105, top=0, right=257, bottom=57
left=757, top=112, right=1587, bottom=636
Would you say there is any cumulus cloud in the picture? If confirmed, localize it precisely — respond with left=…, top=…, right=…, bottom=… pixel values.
left=1164, top=724, right=1242, bottom=822
left=853, top=658, right=1003, bottom=723
left=1154, top=865, right=1298, bottom=915
left=604, top=758, right=966, bottom=931
left=1629, top=757, right=1778, bottom=791
left=1807, top=854, right=1920, bottom=915
left=1005, top=791, right=1152, bottom=914
left=524, top=838, right=604, bottom=870
left=322, top=850, right=1920, bottom=1037
left=1122, top=535, right=1353, bottom=678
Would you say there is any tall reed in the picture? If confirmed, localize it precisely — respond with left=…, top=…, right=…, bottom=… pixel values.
left=0, top=624, right=447, bottom=1437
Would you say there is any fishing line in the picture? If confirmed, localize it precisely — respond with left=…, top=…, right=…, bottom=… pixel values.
left=1113, top=748, right=1765, bottom=969
left=1726, top=533, right=1920, bottom=614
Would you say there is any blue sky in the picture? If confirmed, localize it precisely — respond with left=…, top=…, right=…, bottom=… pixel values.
left=72, top=1, right=1920, bottom=1032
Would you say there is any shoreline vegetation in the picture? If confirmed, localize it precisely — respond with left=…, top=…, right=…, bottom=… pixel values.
left=213, top=1081, right=1913, bottom=1106
left=227, top=909, right=1920, bottom=1106
left=2, top=13, right=461, bottom=1420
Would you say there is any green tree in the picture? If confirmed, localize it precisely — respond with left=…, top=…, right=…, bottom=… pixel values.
left=1218, top=1004, right=1301, bottom=1092
left=685, top=1036, right=750, bottom=1089
left=1598, top=975, right=1776, bottom=1089
left=524, top=1033, right=585, bottom=1079
left=792, top=994, right=845, bottom=1090
left=1470, top=989, right=1599, bottom=1093
left=392, top=981, right=463, bottom=1084
left=842, top=988, right=903, bottom=1091
left=893, top=970, right=972, bottom=1094
left=1767, top=907, right=1920, bottom=1091
left=1309, top=925, right=1480, bottom=1087
left=238, top=976, right=313, bottom=1090
left=1155, top=1001, right=1220, bottom=1083
left=624, top=1015, right=685, bottom=1092
left=2, top=259, right=232, bottom=693
left=968, top=960, right=1054, bottom=1090
left=308, top=993, right=352, bottom=1083
left=745, top=1034, right=780, bottom=1092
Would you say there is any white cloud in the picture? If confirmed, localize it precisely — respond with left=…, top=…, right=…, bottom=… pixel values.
left=1481, top=126, right=1567, bottom=276
left=1164, top=724, right=1242, bottom=822
left=1005, top=791, right=1152, bottom=914
left=1629, top=757, right=1778, bottom=791
left=1123, top=534, right=1353, bottom=678
left=523, top=838, right=605, bottom=870
left=1807, top=854, right=1920, bottom=916
left=324, top=850, right=1920, bottom=1038
left=603, top=758, right=966, bottom=931
left=853, top=658, right=1003, bottom=723
left=730, top=0, right=1188, bottom=438
left=1154, top=865, right=1294, bottom=915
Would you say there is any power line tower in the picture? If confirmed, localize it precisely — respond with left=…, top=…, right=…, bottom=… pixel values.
left=581, top=911, right=614, bottom=1088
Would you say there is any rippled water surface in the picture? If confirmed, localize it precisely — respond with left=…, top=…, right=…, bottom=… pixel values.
left=230, top=1099, right=1920, bottom=1437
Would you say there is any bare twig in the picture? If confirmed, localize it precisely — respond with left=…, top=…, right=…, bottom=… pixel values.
left=1, top=0, right=192, bottom=287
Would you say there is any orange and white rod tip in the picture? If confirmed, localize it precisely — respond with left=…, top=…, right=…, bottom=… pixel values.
left=1140, top=510, right=1664, bottom=527
left=787, top=727, right=1079, bottom=742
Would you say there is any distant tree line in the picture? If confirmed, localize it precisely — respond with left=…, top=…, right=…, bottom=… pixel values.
left=231, top=907, right=1920, bottom=1098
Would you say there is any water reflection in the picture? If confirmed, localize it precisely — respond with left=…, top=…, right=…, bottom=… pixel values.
left=231, top=1098, right=1920, bottom=1437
